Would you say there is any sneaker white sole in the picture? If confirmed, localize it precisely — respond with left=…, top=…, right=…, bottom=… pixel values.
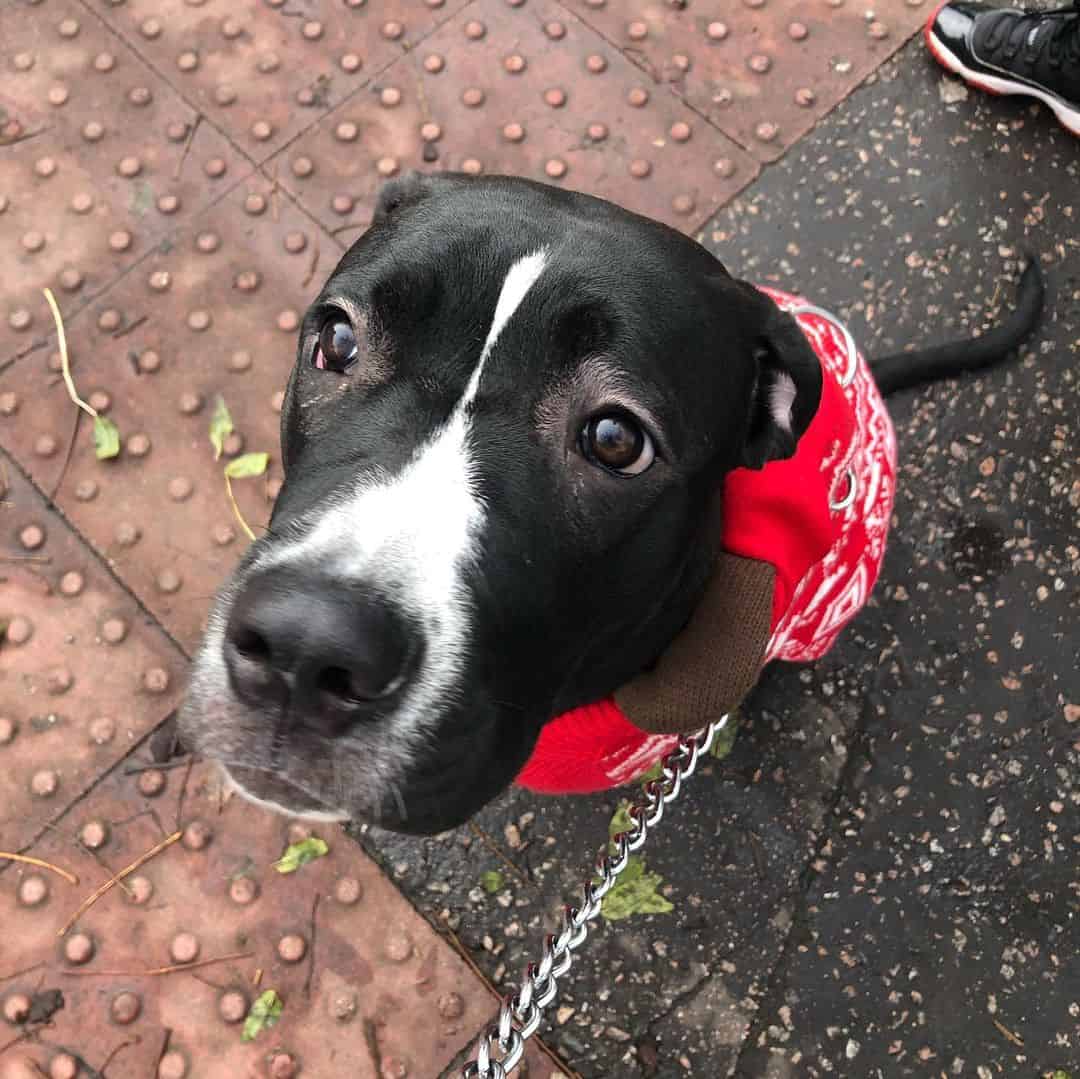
left=926, top=29, right=1080, bottom=137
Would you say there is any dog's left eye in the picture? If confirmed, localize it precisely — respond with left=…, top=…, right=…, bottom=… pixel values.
left=580, top=414, right=655, bottom=476
left=312, top=316, right=359, bottom=373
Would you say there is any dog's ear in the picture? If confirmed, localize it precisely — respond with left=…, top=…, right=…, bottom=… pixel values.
left=372, top=171, right=433, bottom=223
left=735, top=283, right=823, bottom=470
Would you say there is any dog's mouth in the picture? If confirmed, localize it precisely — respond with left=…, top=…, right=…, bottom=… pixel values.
left=223, top=764, right=347, bottom=820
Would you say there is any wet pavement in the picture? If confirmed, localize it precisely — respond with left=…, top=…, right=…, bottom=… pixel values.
left=1, top=0, right=1077, bottom=1076
left=360, top=35, right=1080, bottom=1079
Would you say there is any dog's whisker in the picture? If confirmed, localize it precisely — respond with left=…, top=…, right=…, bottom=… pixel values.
left=491, top=697, right=528, bottom=714
left=389, top=780, right=408, bottom=824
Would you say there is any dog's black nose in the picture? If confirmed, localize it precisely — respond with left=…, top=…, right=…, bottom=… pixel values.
left=223, top=568, right=415, bottom=737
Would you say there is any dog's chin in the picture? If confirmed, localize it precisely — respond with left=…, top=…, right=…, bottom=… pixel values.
left=223, top=765, right=350, bottom=823
left=217, top=756, right=516, bottom=838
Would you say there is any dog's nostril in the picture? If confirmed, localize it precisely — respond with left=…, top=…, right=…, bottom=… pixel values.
left=317, top=665, right=356, bottom=703
left=234, top=626, right=271, bottom=662
left=223, top=568, right=417, bottom=726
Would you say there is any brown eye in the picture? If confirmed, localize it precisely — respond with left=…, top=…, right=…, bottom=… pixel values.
left=581, top=414, right=655, bottom=476
left=313, top=316, right=358, bottom=373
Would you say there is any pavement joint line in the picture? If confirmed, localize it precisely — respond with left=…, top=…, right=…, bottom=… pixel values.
left=0, top=446, right=193, bottom=669
left=0, top=162, right=341, bottom=378
left=0, top=698, right=172, bottom=867
left=0, top=0, right=461, bottom=375
left=540, top=0, right=760, bottom=233
left=68, top=0, right=266, bottom=170
left=644, top=961, right=714, bottom=1038
left=70, top=0, right=479, bottom=177
left=0, top=161, right=259, bottom=375
left=557, top=0, right=925, bottom=170
left=438, top=1007, right=501, bottom=1079
left=64, top=0, right=360, bottom=247
left=549, top=0, right=771, bottom=164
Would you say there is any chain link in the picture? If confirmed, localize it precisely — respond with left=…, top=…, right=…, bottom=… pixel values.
left=460, top=715, right=729, bottom=1078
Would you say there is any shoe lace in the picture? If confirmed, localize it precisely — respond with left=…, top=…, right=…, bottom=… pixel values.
left=985, top=6, right=1080, bottom=68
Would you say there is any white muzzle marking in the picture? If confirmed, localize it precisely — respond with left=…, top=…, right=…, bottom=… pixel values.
left=234, top=248, right=551, bottom=769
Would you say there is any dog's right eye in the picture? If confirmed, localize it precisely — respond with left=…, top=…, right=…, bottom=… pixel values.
left=580, top=413, right=656, bottom=476
left=313, top=317, right=359, bottom=373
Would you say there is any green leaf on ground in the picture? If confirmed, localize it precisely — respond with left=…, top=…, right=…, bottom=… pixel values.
left=93, top=416, right=120, bottom=460
left=241, top=990, right=282, bottom=1042
left=273, top=837, right=328, bottom=874
left=209, top=396, right=234, bottom=460
left=608, top=801, right=635, bottom=845
left=709, top=714, right=739, bottom=759
left=224, top=451, right=268, bottom=479
left=599, top=857, right=673, bottom=921
left=638, top=761, right=664, bottom=786
left=479, top=870, right=504, bottom=894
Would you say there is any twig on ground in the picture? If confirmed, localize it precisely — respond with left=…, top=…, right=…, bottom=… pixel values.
left=111, top=315, right=147, bottom=340
left=61, top=950, right=253, bottom=977
left=270, top=165, right=280, bottom=223
left=362, top=1017, right=383, bottom=1074
left=174, top=756, right=195, bottom=831
left=43, top=288, right=120, bottom=460
left=173, top=114, right=201, bottom=180
left=468, top=820, right=529, bottom=887
left=302, top=894, right=320, bottom=997
left=991, top=1017, right=1024, bottom=1047
left=0, top=962, right=45, bottom=985
left=0, top=126, right=50, bottom=148
left=98, top=1038, right=135, bottom=1076
left=0, top=1029, right=34, bottom=1059
left=301, top=242, right=321, bottom=288
left=48, top=406, right=81, bottom=499
left=122, top=757, right=192, bottom=776
left=154, top=1029, right=172, bottom=1074
left=44, top=289, right=92, bottom=420
left=0, top=852, right=78, bottom=885
left=58, top=830, right=181, bottom=937
left=438, top=925, right=498, bottom=990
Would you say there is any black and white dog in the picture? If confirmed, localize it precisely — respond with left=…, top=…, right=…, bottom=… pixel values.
left=177, top=173, right=1042, bottom=835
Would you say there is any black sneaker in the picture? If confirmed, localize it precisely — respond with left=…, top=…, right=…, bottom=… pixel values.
left=925, top=1, right=1080, bottom=135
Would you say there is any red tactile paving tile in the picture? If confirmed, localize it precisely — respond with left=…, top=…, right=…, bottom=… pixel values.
left=563, top=0, right=930, bottom=162
left=0, top=454, right=183, bottom=853
left=269, top=0, right=759, bottom=240
left=0, top=177, right=332, bottom=652
left=0, top=760, right=494, bottom=1078
left=93, top=0, right=471, bottom=161
left=0, top=0, right=247, bottom=360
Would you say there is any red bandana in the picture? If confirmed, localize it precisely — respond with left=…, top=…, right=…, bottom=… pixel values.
left=515, top=287, right=898, bottom=794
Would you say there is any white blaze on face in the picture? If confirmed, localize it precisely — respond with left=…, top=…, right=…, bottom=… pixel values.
left=243, top=248, right=551, bottom=762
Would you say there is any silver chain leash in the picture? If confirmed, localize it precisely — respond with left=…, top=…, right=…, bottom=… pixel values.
left=460, top=714, right=730, bottom=1078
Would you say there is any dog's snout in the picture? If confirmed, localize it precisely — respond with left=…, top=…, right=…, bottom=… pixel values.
left=224, top=568, right=415, bottom=737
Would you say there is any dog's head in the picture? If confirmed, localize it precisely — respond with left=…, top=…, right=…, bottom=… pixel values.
left=177, top=174, right=821, bottom=833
